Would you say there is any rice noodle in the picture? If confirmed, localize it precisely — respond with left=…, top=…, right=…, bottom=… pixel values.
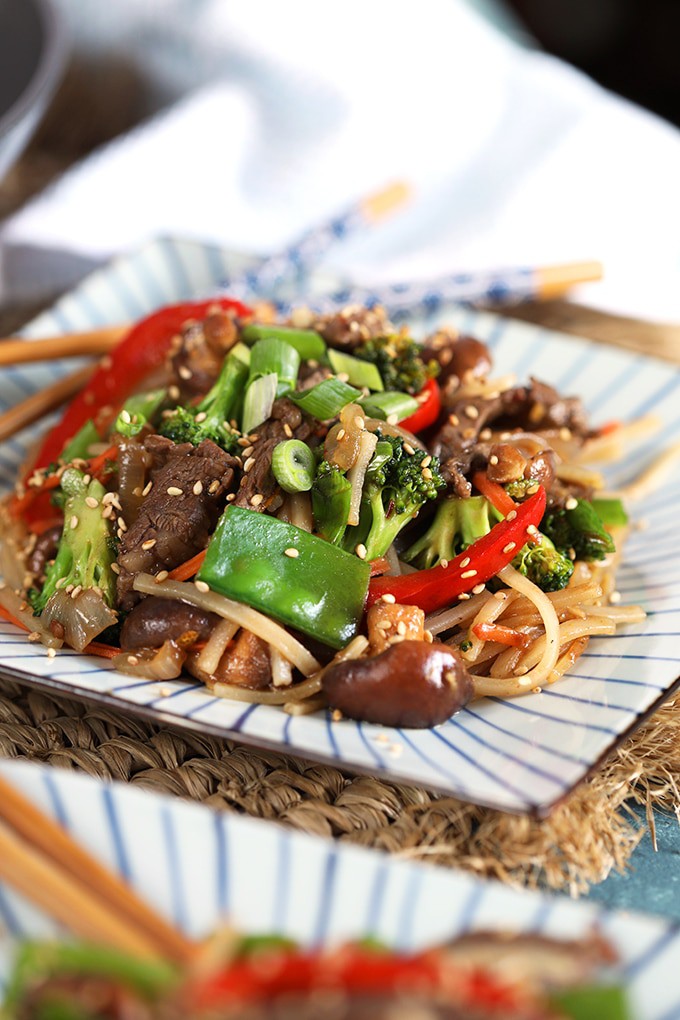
left=347, top=431, right=378, bottom=527
left=133, top=573, right=321, bottom=676
left=555, top=463, right=605, bottom=489
left=196, top=619, right=239, bottom=675
left=462, top=590, right=518, bottom=662
left=514, top=617, right=615, bottom=674
left=271, top=648, right=293, bottom=687
left=425, top=591, right=493, bottom=635
left=284, top=693, right=328, bottom=716
left=364, top=418, right=427, bottom=451
left=494, top=565, right=561, bottom=689
left=213, top=673, right=322, bottom=705
left=622, top=442, right=680, bottom=502
left=584, top=604, right=646, bottom=623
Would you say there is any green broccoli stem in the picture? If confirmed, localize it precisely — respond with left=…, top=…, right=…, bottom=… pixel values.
left=199, top=352, right=249, bottom=431
left=311, top=464, right=352, bottom=545
left=404, top=496, right=501, bottom=569
left=346, top=489, right=420, bottom=561
left=31, top=469, right=117, bottom=614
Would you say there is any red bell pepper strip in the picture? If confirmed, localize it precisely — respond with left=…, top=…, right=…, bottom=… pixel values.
left=31, top=297, right=252, bottom=474
left=366, top=485, right=546, bottom=612
left=472, top=470, right=517, bottom=517
left=399, top=378, right=441, bottom=433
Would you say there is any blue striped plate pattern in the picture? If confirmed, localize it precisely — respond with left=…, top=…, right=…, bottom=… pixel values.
left=1, top=237, right=679, bottom=817
left=0, top=759, right=678, bottom=1016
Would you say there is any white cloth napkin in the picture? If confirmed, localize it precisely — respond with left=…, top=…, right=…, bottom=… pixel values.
left=2, top=0, right=680, bottom=322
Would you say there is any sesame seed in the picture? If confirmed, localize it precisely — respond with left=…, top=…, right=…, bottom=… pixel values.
left=117, top=517, right=127, bottom=531
left=331, top=708, right=343, bottom=722
left=526, top=524, right=538, bottom=535
left=421, top=455, right=432, bottom=468
left=489, top=455, right=499, bottom=466
left=424, top=630, right=434, bottom=643
left=565, top=497, right=578, bottom=510
left=560, top=427, right=572, bottom=441
left=169, top=385, right=180, bottom=401
left=283, top=423, right=293, bottom=438
left=355, top=543, right=368, bottom=560
left=85, top=496, right=99, bottom=509
left=376, top=620, right=392, bottom=631
left=155, top=570, right=169, bottom=582
left=284, top=547, right=299, bottom=558
left=380, top=593, right=396, bottom=604
left=461, top=569, right=477, bottom=578
left=421, top=467, right=433, bottom=480
left=47, top=647, right=56, bottom=659
left=354, top=416, right=365, bottom=430
left=102, top=505, right=114, bottom=520
left=226, top=493, right=236, bottom=502
left=193, top=481, right=203, bottom=496
left=120, top=409, right=131, bottom=424
left=479, top=428, right=492, bottom=440
left=403, top=443, right=416, bottom=456
left=250, top=494, right=264, bottom=506
left=178, top=366, right=192, bottom=380
left=337, top=372, right=350, bottom=383
left=506, top=510, right=517, bottom=521
left=70, top=515, right=79, bottom=530
left=503, top=542, right=516, bottom=554
left=336, top=428, right=346, bottom=441
left=56, top=577, right=67, bottom=589
left=237, top=436, right=251, bottom=447
left=195, top=412, right=207, bottom=423
left=460, top=557, right=471, bottom=568
left=465, top=405, right=479, bottom=419
left=386, top=414, right=399, bottom=425
left=472, top=583, right=486, bottom=595
left=389, top=634, right=405, bottom=644
left=27, top=631, right=41, bottom=643
left=458, top=592, right=471, bottom=600
left=242, top=446, right=254, bottom=458
left=82, top=475, right=91, bottom=486
left=102, top=492, right=116, bottom=504
left=195, top=580, right=210, bottom=593
left=111, top=563, right=120, bottom=574
left=127, top=655, right=139, bottom=666
left=209, top=480, right=220, bottom=494
left=609, top=591, right=622, bottom=604
left=71, top=585, right=82, bottom=600
left=397, top=621, right=407, bottom=635
left=141, top=539, right=156, bottom=550
left=167, top=486, right=183, bottom=496
left=243, top=457, right=256, bottom=473
left=440, top=558, right=449, bottom=569
left=448, top=414, right=460, bottom=426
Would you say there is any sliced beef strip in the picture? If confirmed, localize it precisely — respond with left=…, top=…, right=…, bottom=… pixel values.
left=311, top=304, right=394, bottom=351
left=116, top=436, right=238, bottom=610
left=431, top=378, right=589, bottom=499
left=234, top=398, right=317, bottom=513
left=167, top=309, right=238, bottom=400
left=120, top=597, right=219, bottom=650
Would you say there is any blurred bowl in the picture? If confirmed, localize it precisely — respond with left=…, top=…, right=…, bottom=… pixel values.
left=0, top=0, right=67, bottom=182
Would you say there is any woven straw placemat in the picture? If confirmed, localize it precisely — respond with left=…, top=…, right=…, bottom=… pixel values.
left=1, top=676, right=678, bottom=896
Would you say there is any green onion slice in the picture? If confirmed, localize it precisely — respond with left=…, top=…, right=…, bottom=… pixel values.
left=359, top=391, right=419, bottom=422
left=249, top=337, right=300, bottom=397
left=230, top=341, right=251, bottom=365
left=241, top=324, right=327, bottom=361
left=242, top=372, right=278, bottom=434
left=328, top=349, right=384, bottom=391
left=289, top=378, right=363, bottom=420
left=272, top=440, right=316, bottom=493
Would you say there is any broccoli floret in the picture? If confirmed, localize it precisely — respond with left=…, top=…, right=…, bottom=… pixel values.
left=345, top=434, right=445, bottom=560
left=29, top=469, right=117, bottom=615
left=354, top=334, right=438, bottom=395
left=404, top=493, right=575, bottom=592
left=403, top=495, right=501, bottom=569
left=159, top=354, right=248, bottom=452
left=311, top=461, right=353, bottom=545
left=513, top=533, right=574, bottom=592
left=542, top=499, right=616, bottom=562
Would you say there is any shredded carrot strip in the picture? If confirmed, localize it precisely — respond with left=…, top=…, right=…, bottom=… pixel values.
left=87, top=444, right=119, bottom=476
left=472, top=621, right=531, bottom=649
left=0, top=605, right=29, bottom=632
left=168, top=549, right=207, bottom=582
left=83, top=641, right=122, bottom=659
left=472, top=471, right=517, bottom=517
left=596, top=419, right=621, bottom=437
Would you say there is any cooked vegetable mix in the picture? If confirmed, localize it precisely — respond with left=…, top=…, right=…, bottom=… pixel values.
left=0, top=300, right=645, bottom=727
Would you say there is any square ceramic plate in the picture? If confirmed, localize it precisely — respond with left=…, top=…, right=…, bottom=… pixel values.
left=2, top=237, right=680, bottom=818
left=0, top=758, right=678, bottom=1017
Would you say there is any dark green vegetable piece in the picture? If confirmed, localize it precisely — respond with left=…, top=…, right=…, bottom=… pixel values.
left=288, top=378, right=362, bottom=420
left=112, top=388, right=167, bottom=438
left=542, top=498, right=616, bottom=562
left=513, top=532, right=574, bottom=592
left=344, top=434, right=445, bottom=561
left=159, top=352, right=247, bottom=452
left=60, top=420, right=100, bottom=463
left=358, top=391, right=419, bottom=422
left=354, top=333, right=438, bottom=395
left=311, top=462, right=353, bottom=545
left=29, top=469, right=116, bottom=615
left=198, top=507, right=371, bottom=649
left=240, top=323, right=327, bottom=361
left=549, top=984, right=631, bottom=1020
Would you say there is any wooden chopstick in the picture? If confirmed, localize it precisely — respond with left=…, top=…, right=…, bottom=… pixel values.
left=0, top=324, right=129, bottom=368
left=0, top=775, right=195, bottom=964
left=0, top=366, right=94, bottom=443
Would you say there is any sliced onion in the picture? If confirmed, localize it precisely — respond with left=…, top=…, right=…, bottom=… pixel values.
left=112, top=640, right=186, bottom=679
left=347, top=430, right=378, bottom=527
left=43, top=588, right=117, bottom=652
left=0, top=584, right=62, bottom=648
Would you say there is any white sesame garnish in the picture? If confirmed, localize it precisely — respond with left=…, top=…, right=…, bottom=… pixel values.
left=70, top=515, right=79, bottom=530
left=117, top=517, right=127, bottom=532
left=506, top=510, right=517, bottom=521
left=421, top=467, right=433, bottom=480
left=472, top=583, right=486, bottom=595
left=85, top=496, right=99, bottom=509
left=460, top=557, right=470, bottom=568
left=242, top=446, right=254, bottom=458
left=403, top=443, right=416, bottom=456
left=127, top=655, right=139, bottom=666
left=565, top=497, right=578, bottom=510
left=111, top=562, right=120, bottom=574
left=479, top=428, right=492, bottom=440
left=503, top=542, right=516, bottom=554
left=440, top=558, right=449, bottom=569
left=461, top=569, right=477, bottom=579
left=526, top=524, right=538, bottom=536
left=141, top=539, right=156, bottom=551
left=386, top=414, right=399, bottom=425
left=47, top=647, right=56, bottom=659
left=424, top=630, right=434, bottom=643
left=226, top=493, right=236, bottom=502
left=283, top=423, right=293, bottom=438
left=354, top=416, right=365, bottom=430
left=376, top=620, right=392, bottom=631
left=458, top=592, right=471, bottom=601
left=195, top=580, right=210, bottom=593
left=609, top=591, right=622, bottom=604
left=178, top=366, right=192, bottom=380
left=250, top=494, right=264, bottom=507
left=155, top=570, right=169, bottom=582
left=195, top=412, right=207, bottom=423
left=380, top=593, right=396, bottom=604
left=336, top=428, right=346, bottom=441
left=284, top=547, right=299, bottom=558
left=243, top=457, right=256, bottom=473
left=355, top=543, right=368, bottom=560
left=193, top=481, right=203, bottom=496
left=167, top=486, right=183, bottom=496
left=465, top=404, right=479, bottom=419
left=209, top=480, right=220, bottom=494
left=397, top=621, right=407, bottom=635
left=70, top=585, right=82, bottom=600
left=120, top=409, right=131, bottom=424
left=489, top=455, right=499, bottom=466
left=421, top=455, right=432, bottom=468
left=27, top=631, right=41, bottom=643
left=560, top=427, right=572, bottom=441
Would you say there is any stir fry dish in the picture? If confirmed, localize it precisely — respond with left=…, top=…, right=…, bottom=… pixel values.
left=0, top=300, right=644, bottom=727
left=4, top=928, right=631, bottom=1019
